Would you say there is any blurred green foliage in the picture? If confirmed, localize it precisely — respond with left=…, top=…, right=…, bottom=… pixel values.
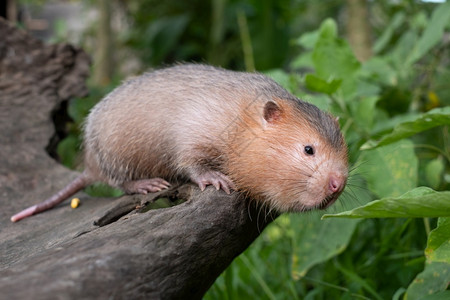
left=45, top=0, right=450, bottom=298
left=122, top=0, right=355, bottom=71
left=206, top=2, right=450, bottom=299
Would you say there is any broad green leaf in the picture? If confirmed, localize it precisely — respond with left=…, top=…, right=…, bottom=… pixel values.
left=312, top=19, right=360, bottom=98
left=425, top=157, right=445, bottom=190
left=85, top=183, right=123, bottom=198
left=322, top=187, right=450, bottom=219
left=420, top=291, right=450, bottom=300
left=290, top=188, right=371, bottom=278
left=316, top=18, right=337, bottom=40
left=290, top=215, right=359, bottom=278
left=295, top=30, right=319, bottom=49
left=405, top=262, right=450, bottom=300
left=361, top=107, right=450, bottom=150
left=411, top=11, right=428, bottom=31
left=304, top=74, right=341, bottom=95
left=405, top=218, right=450, bottom=300
left=369, top=112, right=420, bottom=139
left=301, top=93, right=330, bottom=112
left=56, top=135, right=80, bottom=169
left=425, top=217, right=450, bottom=263
left=355, top=79, right=381, bottom=98
left=290, top=52, right=314, bottom=69
left=434, top=70, right=450, bottom=107
left=393, top=288, right=407, bottom=300
left=388, top=31, right=418, bottom=73
left=265, top=69, right=302, bottom=95
left=68, top=96, right=100, bottom=124
left=373, top=12, right=406, bottom=54
left=360, top=57, right=398, bottom=86
left=352, top=96, right=379, bottom=131
left=358, top=140, right=418, bottom=198
left=265, top=69, right=291, bottom=90
left=406, top=1, right=450, bottom=66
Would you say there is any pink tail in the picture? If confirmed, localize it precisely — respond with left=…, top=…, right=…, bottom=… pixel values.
left=11, top=174, right=89, bottom=222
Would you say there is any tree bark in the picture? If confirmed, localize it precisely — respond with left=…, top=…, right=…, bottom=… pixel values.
left=92, top=0, right=114, bottom=86
left=346, top=0, right=372, bottom=62
left=0, top=18, right=275, bottom=300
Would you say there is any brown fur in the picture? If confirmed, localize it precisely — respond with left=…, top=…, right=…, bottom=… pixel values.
left=11, top=64, right=348, bottom=222
left=224, top=97, right=347, bottom=212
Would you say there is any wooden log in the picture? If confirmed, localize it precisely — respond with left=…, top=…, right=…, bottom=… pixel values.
left=0, top=18, right=275, bottom=299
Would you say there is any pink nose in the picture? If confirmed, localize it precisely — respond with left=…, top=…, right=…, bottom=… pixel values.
left=329, top=175, right=346, bottom=194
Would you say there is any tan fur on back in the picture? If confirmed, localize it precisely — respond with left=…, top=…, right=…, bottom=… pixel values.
left=83, top=64, right=348, bottom=212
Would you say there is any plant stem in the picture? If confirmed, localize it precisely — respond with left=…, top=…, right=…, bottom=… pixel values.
left=209, top=0, right=227, bottom=65
left=302, top=276, right=372, bottom=300
left=237, top=9, right=255, bottom=72
left=423, top=217, right=431, bottom=236
left=414, top=144, right=450, bottom=163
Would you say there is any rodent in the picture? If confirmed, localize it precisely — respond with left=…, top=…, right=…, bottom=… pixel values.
left=11, top=64, right=348, bottom=222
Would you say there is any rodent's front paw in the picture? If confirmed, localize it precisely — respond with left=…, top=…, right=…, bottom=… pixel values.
left=122, top=178, right=171, bottom=194
left=191, top=171, right=235, bottom=194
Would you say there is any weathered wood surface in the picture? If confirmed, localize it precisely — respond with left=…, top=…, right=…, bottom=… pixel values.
left=0, top=18, right=275, bottom=299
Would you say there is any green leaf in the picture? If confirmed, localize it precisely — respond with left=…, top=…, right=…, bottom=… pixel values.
left=360, top=57, right=398, bottom=86
left=143, top=14, right=190, bottom=64
left=361, top=107, right=450, bottom=150
left=425, top=157, right=445, bottom=190
left=333, top=260, right=384, bottom=300
left=355, top=79, right=381, bottom=98
left=373, top=11, right=405, bottom=54
left=304, top=74, right=341, bottom=94
left=411, top=11, right=428, bottom=31
left=405, top=218, right=450, bottom=299
left=301, top=93, right=331, bottom=112
left=85, top=183, right=123, bottom=198
left=406, top=1, right=450, bottom=66
left=312, top=19, right=360, bottom=98
left=419, top=291, right=450, bottom=300
left=352, top=96, right=379, bottom=131
left=425, top=217, right=450, bottom=263
left=265, top=69, right=291, bottom=89
left=68, top=97, right=100, bottom=125
left=290, top=52, right=314, bottom=69
left=369, top=112, right=420, bottom=139
left=388, top=31, right=418, bottom=73
left=290, top=188, right=371, bottom=278
left=265, top=69, right=302, bottom=95
left=295, top=30, right=319, bottom=49
left=405, top=263, right=450, bottom=300
left=56, top=135, right=80, bottom=169
left=290, top=215, right=360, bottom=278
left=358, top=139, right=418, bottom=198
left=322, top=187, right=450, bottom=219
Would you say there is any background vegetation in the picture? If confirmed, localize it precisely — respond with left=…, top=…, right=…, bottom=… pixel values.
left=13, top=0, right=450, bottom=298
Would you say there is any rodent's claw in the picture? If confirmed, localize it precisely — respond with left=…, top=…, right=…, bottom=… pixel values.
left=220, top=183, right=230, bottom=195
left=191, top=170, right=235, bottom=194
left=212, top=181, right=221, bottom=191
left=122, top=178, right=171, bottom=194
left=198, top=181, right=207, bottom=191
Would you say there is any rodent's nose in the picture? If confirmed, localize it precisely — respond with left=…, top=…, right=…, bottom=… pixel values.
left=329, top=175, right=346, bottom=194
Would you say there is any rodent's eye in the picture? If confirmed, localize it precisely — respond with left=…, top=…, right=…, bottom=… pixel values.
left=304, top=145, right=315, bottom=156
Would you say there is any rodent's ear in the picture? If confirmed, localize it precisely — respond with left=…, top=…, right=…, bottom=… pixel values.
left=263, top=101, right=282, bottom=123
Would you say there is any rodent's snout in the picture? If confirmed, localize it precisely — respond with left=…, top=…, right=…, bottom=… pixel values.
left=320, top=172, right=347, bottom=209
left=329, top=174, right=346, bottom=195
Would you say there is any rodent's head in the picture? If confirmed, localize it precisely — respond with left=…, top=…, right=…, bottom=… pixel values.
left=227, top=98, right=348, bottom=212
